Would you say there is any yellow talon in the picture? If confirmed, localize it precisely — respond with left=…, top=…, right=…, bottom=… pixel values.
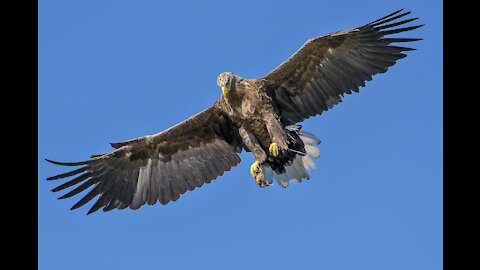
left=269, top=142, right=279, bottom=157
left=250, top=161, right=262, bottom=178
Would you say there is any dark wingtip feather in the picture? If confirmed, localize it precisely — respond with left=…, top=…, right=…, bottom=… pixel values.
left=87, top=195, right=107, bottom=215
left=52, top=185, right=68, bottom=193
left=385, top=38, right=423, bottom=43
left=58, top=193, right=72, bottom=200
left=370, top=11, right=412, bottom=27
left=71, top=202, right=91, bottom=212
left=385, top=45, right=417, bottom=52
left=370, top=9, right=405, bottom=25
left=47, top=166, right=88, bottom=181
left=70, top=200, right=87, bottom=211
left=45, top=158, right=91, bottom=166
left=57, top=179, right=95, bottom=200
left=51, top=172, right=91, bottom=192
left=381, top=24, right=424, bottom=36
left=70, top=185, right=102, bottom=211
left=375, top=17, right=419, bottom=31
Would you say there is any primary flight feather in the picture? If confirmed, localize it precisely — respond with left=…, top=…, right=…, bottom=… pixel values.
left=47, top=9, right=423, bottom=214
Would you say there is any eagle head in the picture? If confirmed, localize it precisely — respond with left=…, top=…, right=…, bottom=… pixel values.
left=217, top=72, right=237, bottom=97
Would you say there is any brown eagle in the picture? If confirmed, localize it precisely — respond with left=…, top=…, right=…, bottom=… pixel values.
left=47, top=9, right=423, bottom=214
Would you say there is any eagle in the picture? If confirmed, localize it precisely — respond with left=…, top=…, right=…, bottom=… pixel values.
left=47, top=9, right=423, bottom=214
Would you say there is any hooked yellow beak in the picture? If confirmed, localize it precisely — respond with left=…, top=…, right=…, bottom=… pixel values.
left=221, top=86, right=230, bottom=96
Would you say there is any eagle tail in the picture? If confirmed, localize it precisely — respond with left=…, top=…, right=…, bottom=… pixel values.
left=262, top=125, right=321, bottom=187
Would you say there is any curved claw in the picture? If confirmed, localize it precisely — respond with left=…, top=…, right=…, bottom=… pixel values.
left=261, top=181, right=273, bottom=187
left=269, top=142, right=279, bottom=157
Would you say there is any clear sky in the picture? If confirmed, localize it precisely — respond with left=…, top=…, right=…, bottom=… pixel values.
left=39, top=1, right=442, bottom=269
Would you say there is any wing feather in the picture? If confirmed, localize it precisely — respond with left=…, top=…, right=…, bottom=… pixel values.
left=262, top=10, right=423, bottom=124
left=47, top=104, right=242, bottom=214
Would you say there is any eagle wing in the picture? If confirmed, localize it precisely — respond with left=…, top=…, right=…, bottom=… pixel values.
left=47, top=104, right=242, bottom=214
left=261, top=10, right=423, bottom=125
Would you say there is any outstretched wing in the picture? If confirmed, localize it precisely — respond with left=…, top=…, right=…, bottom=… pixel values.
left=46, top=104, right=242, bottom=214
left=262, top=9, right=423, bottom=125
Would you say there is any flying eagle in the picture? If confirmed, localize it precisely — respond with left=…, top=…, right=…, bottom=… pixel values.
left=47, top=9, right=423, bottom=214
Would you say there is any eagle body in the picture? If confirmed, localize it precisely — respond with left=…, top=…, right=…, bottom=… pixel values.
left=216, top=76, right=307, bottom=176
left=47, top=10, right=423, bottom=214
left=216, top=78, right=282, bottom=149
left=216, top=78, right=272, bottom=141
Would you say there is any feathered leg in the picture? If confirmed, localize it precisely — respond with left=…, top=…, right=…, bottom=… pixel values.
left=263, top=111, right=289, bottom=157
left=238, top=126, right=271, bottom=187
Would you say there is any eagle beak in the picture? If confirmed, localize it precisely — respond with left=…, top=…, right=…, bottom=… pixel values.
left=222, top=86, right=230, bottom=96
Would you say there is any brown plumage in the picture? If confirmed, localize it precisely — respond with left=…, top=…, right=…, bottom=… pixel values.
left=47, top=9, right=423, bottom=214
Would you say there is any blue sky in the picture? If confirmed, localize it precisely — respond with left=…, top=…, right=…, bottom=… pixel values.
left=39, top=1, right=442, bottom=269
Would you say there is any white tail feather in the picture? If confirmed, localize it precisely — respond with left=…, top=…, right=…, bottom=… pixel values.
left=302, top=156, right=316, bottom=170
left=305, top=144, right=320, bottom=158
left=299, top=131, right=321, bottom=144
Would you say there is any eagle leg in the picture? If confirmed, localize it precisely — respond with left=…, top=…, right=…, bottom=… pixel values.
left=250, top=161, right=272, bottom=187
left=239, top=126, right=272, bottom=187
left=263, top=111, right=289, bottom=155
left=239, top=126, right=267, bottom=162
